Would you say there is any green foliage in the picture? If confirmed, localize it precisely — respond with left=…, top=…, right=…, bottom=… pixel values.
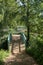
left=25, top=1, right=43, bottom=65
left=26, top=35, right=43, bottom=65
left=0, top=50, right=9, bottom=65
left=0, top=61, right=4, bottom=65
left=0, top=38, right=9, bottom=50
left=0, top=0, right=43, bottom=65
left=0, top=50, right=9, bottom=61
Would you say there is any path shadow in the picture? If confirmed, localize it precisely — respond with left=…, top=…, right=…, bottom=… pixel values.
left=6, top=50, right=38, bottom=65
left=0, top=60, right=4, bottom=65
left=4, top=42, right=38, bottom=65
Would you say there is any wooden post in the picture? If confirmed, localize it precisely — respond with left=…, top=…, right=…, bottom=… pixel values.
left=11, top=41, right=14, bottom=54
left=19, top=40, right=21, bottom=52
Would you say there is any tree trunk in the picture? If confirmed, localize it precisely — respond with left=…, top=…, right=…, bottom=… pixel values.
left=26, top=1, right=29, bottom=47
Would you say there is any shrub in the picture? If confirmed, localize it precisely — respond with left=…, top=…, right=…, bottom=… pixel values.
left=0, top=38, right=9, bottom=50
left=26, top=36, right=43, bottom=65
left=0, top=50, right=9, bottom=65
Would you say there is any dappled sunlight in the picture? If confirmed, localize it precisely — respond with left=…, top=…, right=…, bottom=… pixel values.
left=0, top=0, right=43, bottom=65
left=4, top=43, right=38, bottom=65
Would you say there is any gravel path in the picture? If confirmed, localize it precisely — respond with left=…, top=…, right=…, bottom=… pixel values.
left=4, top=43, right=38, bottom=65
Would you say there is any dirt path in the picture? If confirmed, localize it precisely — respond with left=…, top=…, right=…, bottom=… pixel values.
left=4, top=43, right=38, bottom=65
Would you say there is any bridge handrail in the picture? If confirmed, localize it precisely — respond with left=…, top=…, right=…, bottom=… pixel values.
left=20, top=33, right=27, bottom=43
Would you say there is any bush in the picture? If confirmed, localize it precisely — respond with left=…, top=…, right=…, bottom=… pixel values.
left=0, top=50, right=9, bottom=65
left=0, top=38, right=9, bottom=50
left=0, top=60, right=4, bottom=65
left=26, top=36, right=43, bottom=65
left=0, top=50, right=9, bottom=61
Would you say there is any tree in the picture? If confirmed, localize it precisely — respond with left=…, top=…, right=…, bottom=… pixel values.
left=0, top=0, right=43, bottom=43
left=19, top=0, right=43, bottom=47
